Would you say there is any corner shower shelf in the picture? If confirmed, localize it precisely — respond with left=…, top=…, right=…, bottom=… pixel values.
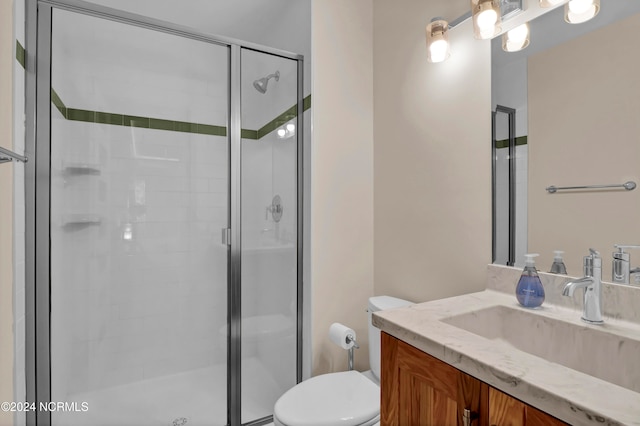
left=61, top=214, right=102, bottom=227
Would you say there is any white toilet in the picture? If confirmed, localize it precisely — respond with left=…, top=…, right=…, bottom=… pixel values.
left=273, top=296, right=413, bottom=426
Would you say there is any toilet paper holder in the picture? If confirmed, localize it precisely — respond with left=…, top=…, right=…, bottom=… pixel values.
left=346, top=334, right=359, bottom=371
left=329, top=323, right=360, bottom=371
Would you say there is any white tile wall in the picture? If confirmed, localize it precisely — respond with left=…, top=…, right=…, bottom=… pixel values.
left=48, top=13, right=232, bottom=395
left=240, top=132, right=298, bottom=409
left=49, top=117, right=230, bottom=396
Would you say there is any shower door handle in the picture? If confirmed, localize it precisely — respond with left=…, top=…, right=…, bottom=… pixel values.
left=221, top=228, right=231, bottom=246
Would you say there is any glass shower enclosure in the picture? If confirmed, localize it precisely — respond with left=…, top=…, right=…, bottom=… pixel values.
left=26, top=2, right=303, bottom=425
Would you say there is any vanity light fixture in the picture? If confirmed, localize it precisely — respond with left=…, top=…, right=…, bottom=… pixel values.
left=502, top=22, right=530, bottom=52
left=427, top=0, right=602, bottom=64
left=565, top=0, right=600, bottom=23
left=472, top=0, right=502, bottom=39
left=426, top=18, right=451, bottom=63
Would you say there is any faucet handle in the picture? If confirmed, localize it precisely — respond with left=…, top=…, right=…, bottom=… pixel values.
left=613, top=244, right=640, bottom=259
left=614, top=244, right=640, bottom=250
left=611, top=244, right=640, bottom=262
left=584, top=249, right=602, bottom=276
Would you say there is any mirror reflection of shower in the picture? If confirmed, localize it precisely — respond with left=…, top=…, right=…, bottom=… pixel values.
left=253, top=70, right=280, bottom=94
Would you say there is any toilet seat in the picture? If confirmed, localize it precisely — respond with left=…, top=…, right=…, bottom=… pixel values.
left=274, top=371, right=380, bottom=426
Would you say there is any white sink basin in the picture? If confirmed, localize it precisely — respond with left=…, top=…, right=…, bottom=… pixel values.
left=441, top=305, right=640, bottom=393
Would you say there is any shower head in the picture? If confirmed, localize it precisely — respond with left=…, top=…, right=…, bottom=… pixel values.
left=253, top=70, right=280, bottom=94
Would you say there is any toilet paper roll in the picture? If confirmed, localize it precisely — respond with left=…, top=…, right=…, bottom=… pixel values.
left=329, top=322, right=356, bottom=349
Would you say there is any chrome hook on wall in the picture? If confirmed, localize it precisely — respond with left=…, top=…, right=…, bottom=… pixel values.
left=0, top=146, right=28, bottom=164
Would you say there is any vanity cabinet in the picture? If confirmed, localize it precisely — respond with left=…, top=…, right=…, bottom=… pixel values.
left=380, top=333, right=567, bottom=426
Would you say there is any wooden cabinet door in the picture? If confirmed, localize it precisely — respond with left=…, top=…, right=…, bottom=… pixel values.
left=489, top=387, right=567, bottom=426
left=381, top=332, right=488, bottom=426
left=489, top=387, right=526, bottom=426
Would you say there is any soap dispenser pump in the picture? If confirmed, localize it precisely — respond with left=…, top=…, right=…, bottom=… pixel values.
left=516, top=253, right=545, bottom=308
left=549, top=250, right=567, bottom=274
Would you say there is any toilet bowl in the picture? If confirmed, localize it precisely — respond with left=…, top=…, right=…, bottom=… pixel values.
left=273, top=296, right=413, bottom=426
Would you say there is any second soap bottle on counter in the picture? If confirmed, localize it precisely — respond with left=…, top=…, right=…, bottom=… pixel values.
left=549, top=250, right=567, bottom=274
left=516, top=253, right=545, bottom=308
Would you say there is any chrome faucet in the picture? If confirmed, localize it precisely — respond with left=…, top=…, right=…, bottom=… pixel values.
left=562, top=249, right=604, bottom=324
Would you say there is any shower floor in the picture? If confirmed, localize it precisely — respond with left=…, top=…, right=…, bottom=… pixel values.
left=54, top=357, right=284, bottom=426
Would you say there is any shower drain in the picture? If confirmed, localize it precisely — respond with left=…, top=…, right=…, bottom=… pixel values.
left=172, top=417, right=188, bottom=426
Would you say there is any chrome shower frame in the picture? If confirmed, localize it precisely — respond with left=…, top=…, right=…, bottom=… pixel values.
left=24, top=1, right=306, bottom=425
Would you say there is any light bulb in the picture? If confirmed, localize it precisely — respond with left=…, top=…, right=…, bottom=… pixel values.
left=476, top=9, right=498, bottom=30
left=426, top=19, right=450, bottom=63
left=539, top=0, right=564, bottom=7
left=277, top=128, right=286, bottom=138
left=502, top=23, right=530, bottom=52
left=429, top=39, right=449, bottom=63
left=286, top=123, right=295, bottom=132
left=508, top=24, right=528, bottom=42
left=472, top=0, right=501, bottom=39
left=565, top=0, right=599, bottom=23
left=569, top=0, right=593, bottom=14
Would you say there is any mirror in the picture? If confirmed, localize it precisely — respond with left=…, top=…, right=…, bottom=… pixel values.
left=492, top=1, right=640, bottom=280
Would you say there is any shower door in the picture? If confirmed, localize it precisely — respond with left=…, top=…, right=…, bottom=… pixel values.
left=46, top=8, right=231, bottom=426
left=29, top=2, right=304, bottom=426
left=239, top=49, right=299, bottom=423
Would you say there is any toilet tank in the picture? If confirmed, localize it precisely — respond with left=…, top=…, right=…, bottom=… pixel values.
left=368, top=296, right=413, bottom=381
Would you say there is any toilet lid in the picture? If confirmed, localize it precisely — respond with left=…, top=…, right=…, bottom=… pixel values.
left=274, top=371, right=380, bottom=426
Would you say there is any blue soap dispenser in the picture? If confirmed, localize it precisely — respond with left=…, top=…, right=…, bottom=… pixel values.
left=516, top=253, right=545, bottom=308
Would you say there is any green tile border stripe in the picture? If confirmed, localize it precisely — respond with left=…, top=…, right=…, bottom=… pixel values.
left=241, top=129, right=258, bottom=140
left=255, top=94, right=312, bottom=139
left=64, top=106, right=228, bottom=137
left=495, top=136, right=527, bottom=149
left=51, top=89, right=68, bottom=119
left=16, top=40, right=26, bottom=69
left=46, top=79, right=311, bottom=139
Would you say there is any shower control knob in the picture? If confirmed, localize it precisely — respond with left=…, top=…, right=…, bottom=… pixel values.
left=266, top=195, right=283, bottom=222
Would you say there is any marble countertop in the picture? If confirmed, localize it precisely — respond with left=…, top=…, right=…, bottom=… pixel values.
left=373, top=266, right=640, bottom=426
